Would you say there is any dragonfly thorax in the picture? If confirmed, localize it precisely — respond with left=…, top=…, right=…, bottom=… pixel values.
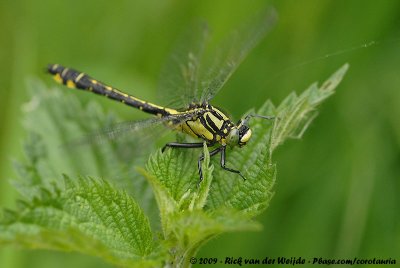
left=172, top=104, right=259, bottom=148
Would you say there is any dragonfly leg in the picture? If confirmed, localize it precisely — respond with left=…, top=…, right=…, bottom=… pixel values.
left=162, top=141, right=216, bottom=152
left=198, top=146, right=223, bottom=183
left=220, top=146, right=246, bottom=180
left=162, top=142, right=204, bottom=152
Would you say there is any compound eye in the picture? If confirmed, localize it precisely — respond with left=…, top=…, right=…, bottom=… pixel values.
left=239, top=129, right=252, bottom=143
left=226, top=128, right=239, bottom=145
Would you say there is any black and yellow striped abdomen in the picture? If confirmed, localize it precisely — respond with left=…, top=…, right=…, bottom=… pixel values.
left=47, top=64, right=177, bottom=117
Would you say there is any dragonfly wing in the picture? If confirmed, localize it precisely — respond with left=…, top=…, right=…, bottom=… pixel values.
left=64, top=113, right=193, bottom=148
left=199, top=8, right=277, bottom=104
left=157, top=22, right=210, bottom=109
left=157, top=8, right=276, bottom=109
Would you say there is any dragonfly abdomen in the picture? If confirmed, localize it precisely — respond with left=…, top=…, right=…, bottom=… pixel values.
left=47, top=64, right=177, bottom=117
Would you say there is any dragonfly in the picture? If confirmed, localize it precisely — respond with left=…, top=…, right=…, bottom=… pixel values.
left=47, top=9, right=277, bottom=182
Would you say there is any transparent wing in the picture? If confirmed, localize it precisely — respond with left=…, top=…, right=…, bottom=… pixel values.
left=64, top=113, right=193, bottom=147
left=199, top=8, right=277, bottom=104
left=157, top=9, right=277, bottom=109
left=157, top=22, right=210, bottom=109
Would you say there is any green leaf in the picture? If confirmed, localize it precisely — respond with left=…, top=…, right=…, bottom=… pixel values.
left=141, top=64, right=348, bottom=265
left=139, top=143, right=214, bottom=238
left=168, top=209, right=261, bottom=267
left=271, top=64, right=350, bottom=150
left=0, top=176, right=163, bottom=267
left=145, top=64, right=349, bottom=221
left=15, top=79, right=158, bottom=220
left=207, top=64, right=349, bottom=215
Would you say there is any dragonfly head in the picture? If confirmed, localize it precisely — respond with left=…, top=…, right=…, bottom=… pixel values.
left=226, top=120, right=252, bottom=148
left=227, top=114, right=275, bottom=147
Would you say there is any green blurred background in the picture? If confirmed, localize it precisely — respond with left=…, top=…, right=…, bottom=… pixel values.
left=0, top=0, right=399, bottom=267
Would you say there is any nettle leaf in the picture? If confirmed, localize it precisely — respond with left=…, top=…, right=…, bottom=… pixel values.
left=270, top=64, right=349, bottom=151
left=144, top=64, right=349, bottom=255
left=16, top=79, right=157, bottom=220
left=0, top=176, right=163, bottom=267
left=140, top=143, right=214, bottom=238
left=147, top=64, right=348, bottom=206
left=207, top=64, right=349, bottom=215
left=168, top=209, right=261, bottom=266
left=143, top=143, right=213, bottom=210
